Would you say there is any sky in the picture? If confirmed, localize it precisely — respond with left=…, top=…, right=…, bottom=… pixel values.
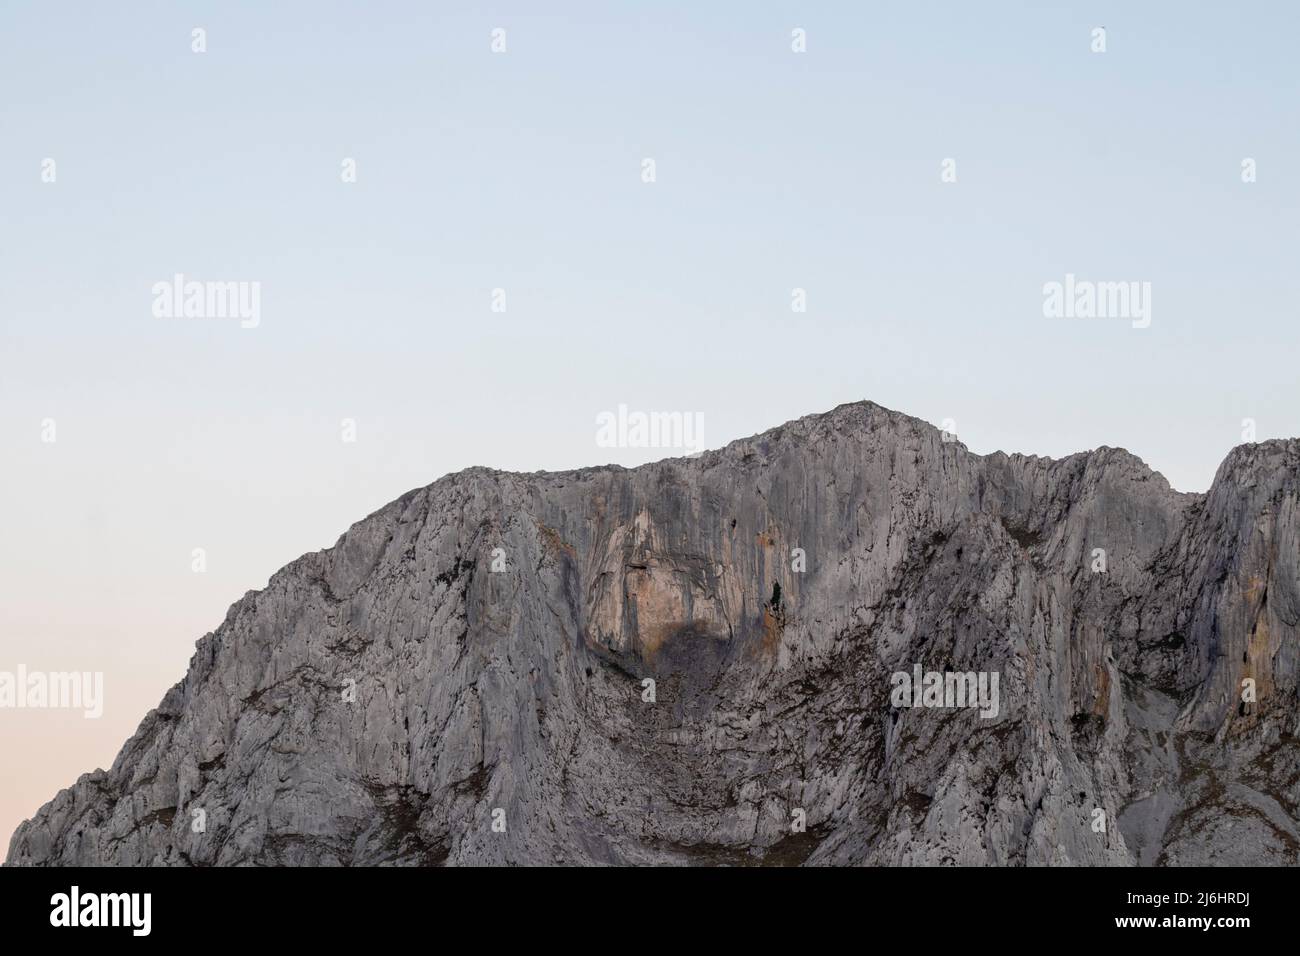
left=2, top=0, right=1298, bottom=848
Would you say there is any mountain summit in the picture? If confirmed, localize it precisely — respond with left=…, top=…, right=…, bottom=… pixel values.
left=9, top=402, right=1300, bottom=865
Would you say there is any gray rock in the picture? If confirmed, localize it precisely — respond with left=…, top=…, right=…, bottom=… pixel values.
left=8, top=401, right=1300, bottom=865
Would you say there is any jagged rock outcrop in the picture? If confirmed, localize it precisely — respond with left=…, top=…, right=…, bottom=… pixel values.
left=8, top=401, right=1300, bottom=865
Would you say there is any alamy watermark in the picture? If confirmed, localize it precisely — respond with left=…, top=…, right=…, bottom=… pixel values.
left=0, top=665, right=103, bottom=718
left=152, top=273, right=260, bottom=328
left=1042, top=273, right=1150, bottom=329
left=890, top=664, right=999, bottom=719
left=50, top=886, right=150, bottom=936
left=596, top=405, right=705, bottom=456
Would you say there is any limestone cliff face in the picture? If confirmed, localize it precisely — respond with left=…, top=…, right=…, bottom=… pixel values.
left=8, top=402, right=1300, bottom=865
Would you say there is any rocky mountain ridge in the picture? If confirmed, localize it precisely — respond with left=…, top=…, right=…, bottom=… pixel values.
left=8, top=401, right=1300, bottom=865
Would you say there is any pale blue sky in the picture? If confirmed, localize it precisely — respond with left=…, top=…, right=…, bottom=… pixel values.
left=1, top=0, right=1297, bottom=840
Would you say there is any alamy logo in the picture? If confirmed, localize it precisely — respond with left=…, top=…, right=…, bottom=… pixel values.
left=50, top=886, right=151, bottom=936
left=0, top=666, right=102, bottom=718
left=151, top=273, right=261, bottom=328
left=1042, top=273, right=1150, bottom=329
left=890, top=664, right=1000, bottom=719
left=595, top=405, right=705, bottom=456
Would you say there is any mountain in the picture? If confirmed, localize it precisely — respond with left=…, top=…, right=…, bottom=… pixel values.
left=8, top=401, right=1300, bottom=865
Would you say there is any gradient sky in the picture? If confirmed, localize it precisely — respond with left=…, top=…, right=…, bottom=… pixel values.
left=2, top=0, right=1298, bottom=846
